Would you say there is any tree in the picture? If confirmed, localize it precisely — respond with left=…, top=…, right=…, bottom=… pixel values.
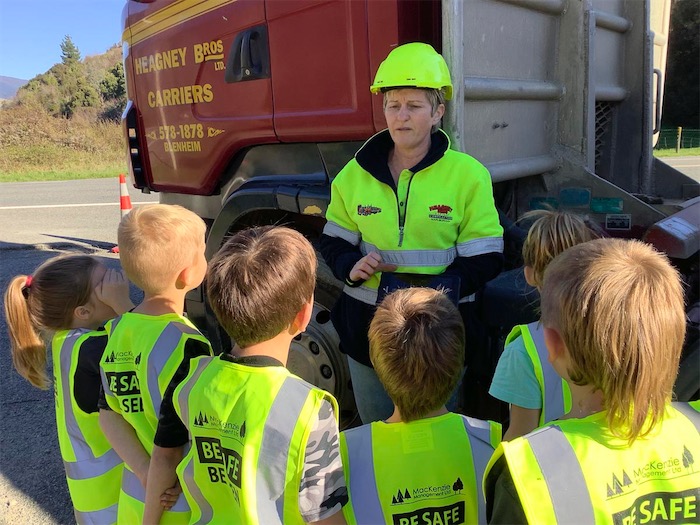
left=661, top=0, right=700, bottom=128
left=60, top=35, right=81, bottom=65
left=100, top=63, right=126, bottom=101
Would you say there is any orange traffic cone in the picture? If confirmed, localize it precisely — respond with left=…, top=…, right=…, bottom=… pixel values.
left=119, top=173, right=133, bottom=218
left=111, top=174, right=133, bottom=253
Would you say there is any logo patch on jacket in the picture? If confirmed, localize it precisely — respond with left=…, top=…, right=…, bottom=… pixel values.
left=428, top=204, right=453, bottom=222
left=357, top=205, right=382, bottom=216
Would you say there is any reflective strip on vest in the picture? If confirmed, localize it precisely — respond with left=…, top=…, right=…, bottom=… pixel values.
left=122, top=469, right=189, bottom=513
left=526, top=426, right=595, bottom=524
left=176, top=357, right=212, bottom=442
left=456, top=237, right=504, bottom=257
left=147, top=323, right=200, bottom=417
left=343, top=284, right=475, bottom=305
left=672, top=402, right=700, bottom=432
left=57, top=332, right=122, bottom=480
left=343, top=425, right=383, bottom=524
left=463, top=418, right=498, bottom=524
left=323, top=221, right=361, bottom=246
left=257, top=377, right=313, bottom=523
left=360, top=241, right=457, bottom=267
left=524, top=322, right=571, bottom=425
left=74, top=503, right=118, bottom=525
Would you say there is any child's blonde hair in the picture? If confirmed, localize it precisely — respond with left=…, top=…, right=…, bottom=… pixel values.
left=521, top=209, right=598, bottom=288
left=369, top=288, right=464, bottom=422
left=540, top=238, right=685, bottom=442
left=3, top=255, right=100, bottom=389
left=206, top=226, right=317, bottom=347
left=118, top=204, right=206, bottom=294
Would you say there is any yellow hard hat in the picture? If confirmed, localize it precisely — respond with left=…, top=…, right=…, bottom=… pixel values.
left=370, top=42, right=453, bottom=101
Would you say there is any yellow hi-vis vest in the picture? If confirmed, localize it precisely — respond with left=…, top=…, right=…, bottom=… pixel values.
left=486, top=402, right=700, bottom=524
left=505, top=322, right=572, bottom=426
left=173, top=355, right=338, bottom=525
left=323, top=129, right=503, bottom=305
left=100, top=312, right=212, bottom=525
left=51, top=329, right=123, bottom=525
left=340, top=413, right=502, bottom=525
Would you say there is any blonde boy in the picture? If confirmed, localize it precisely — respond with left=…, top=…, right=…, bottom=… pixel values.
left=98, top=204, right=213, bottom=525
left=485, top=239, right=700, bottom=524
left=489, top=210, right=597, bottom=439
left=143, top=226, right=347, bottom=525
left=340, top=288, right=501, bottom=525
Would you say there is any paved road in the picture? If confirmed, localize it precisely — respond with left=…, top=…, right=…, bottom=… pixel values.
left=0, top=178, right=155, bottom=524
left=662, top=155, right=700, bottom=183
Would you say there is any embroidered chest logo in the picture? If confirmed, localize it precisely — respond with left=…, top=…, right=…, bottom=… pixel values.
left=428, top=204, right=453, bottom=222
left=357, top=204, right=382, bottom=216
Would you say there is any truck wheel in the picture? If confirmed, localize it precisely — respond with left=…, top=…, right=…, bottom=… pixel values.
left=287, top=258, right=359, bottom=429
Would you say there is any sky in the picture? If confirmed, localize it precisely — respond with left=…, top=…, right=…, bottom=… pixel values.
left=0, top=0, right=124, bottom=80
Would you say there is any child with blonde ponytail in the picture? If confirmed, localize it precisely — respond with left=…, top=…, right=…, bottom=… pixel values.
left=4, top=254, right=133, bottom=524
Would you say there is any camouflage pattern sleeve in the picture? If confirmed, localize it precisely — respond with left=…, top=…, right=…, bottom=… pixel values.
left=298, top=399, right=348, bottom=522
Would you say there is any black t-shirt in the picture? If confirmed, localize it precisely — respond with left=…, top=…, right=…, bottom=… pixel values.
left=73, top=330, right=108, bottom=414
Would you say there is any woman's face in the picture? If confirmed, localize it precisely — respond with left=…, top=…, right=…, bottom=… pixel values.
left=383, top=88, right=444, bottom=152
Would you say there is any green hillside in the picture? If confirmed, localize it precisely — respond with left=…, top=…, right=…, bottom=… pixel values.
left=0, top=37, right=126, bottom=182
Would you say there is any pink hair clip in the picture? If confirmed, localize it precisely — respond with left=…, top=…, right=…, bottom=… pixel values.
left=25, top=275, right=33, bottom=289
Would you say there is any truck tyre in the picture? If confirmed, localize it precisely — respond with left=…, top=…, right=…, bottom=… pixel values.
left=287, top=257, right=358, bottom=429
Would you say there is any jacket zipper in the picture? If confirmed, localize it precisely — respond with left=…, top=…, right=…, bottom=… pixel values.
left=397, top=172, right=414, bottom=247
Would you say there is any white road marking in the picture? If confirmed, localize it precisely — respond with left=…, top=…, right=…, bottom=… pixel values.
left=0, top=201, right=158, bottom=210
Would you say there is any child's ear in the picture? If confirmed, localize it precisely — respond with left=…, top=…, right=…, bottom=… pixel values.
left=292, top=297, right=314, bottom=335
left=523, top=266, right=536, bottom=287
left=74, top=305, right=91, bottom=321
left=543, top=325, right=566, bottom=365
left=176, top=265, right=197, bottom=290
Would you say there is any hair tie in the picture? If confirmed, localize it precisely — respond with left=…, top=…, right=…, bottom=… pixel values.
left=25, top=275, right=33, bottom=289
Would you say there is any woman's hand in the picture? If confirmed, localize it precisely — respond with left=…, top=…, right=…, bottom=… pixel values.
left=95, top=268, right=134, bottom=314
left=349, top=252, right=397, bottom=282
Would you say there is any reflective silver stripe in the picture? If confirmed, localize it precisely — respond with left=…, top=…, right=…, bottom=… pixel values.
left=106, top=315, right=122, bottom=336
left=343, top=425, right=384, bottom=524
left=361, top=241, right=457, bottom=267
left=462, top=417, right=496, bottom=524
left=74, top=503, right=118, bottom=525
left=177, top=357, right=213, bottom=441
left=64, top=449, right=122, bottom=480
left=323, top=221, right=361, bottom=246
left=183, top=457, right=213, bottom=523
left=122, top=468, right=189, bottom=512
left=59, top=331, right=98, bottom=462
left=344, top=284, right=475, bottom=304
left=526, top=426, right=595, bottom=523
left=147, top=323, right=197, bottom=417
left=343, top=284, right=377, bottom=305
left=672, top=402, right=700, bottom=432
left=101, top=317, right=121, bottom=399
left=257, top=377, right=312, bottom=524
left=526, top=322, right=565, bottom=423
left=456, top=237, right=504, bottom=257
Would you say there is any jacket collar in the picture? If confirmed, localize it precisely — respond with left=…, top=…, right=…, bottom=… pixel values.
left=354, top=128, right=451, bottom=188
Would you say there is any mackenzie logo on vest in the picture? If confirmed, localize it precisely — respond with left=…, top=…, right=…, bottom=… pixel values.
left=103, top=349, right=134, bottom=364
left=391, top=479, right=464, bottom=506
left=192, top=411, right=246, bottom=440
left=357, top=205, right=382, bottom=216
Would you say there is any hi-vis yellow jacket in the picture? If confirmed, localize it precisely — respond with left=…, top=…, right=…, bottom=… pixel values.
left=323, top=129, right=503, bottom=305
left=505, top=322, right=571, bottom=426
left=485, top=402, right=700, bottom=524
left=52, top=329, right=123, bottom=525
left=100, top=312, right=212, bottom=525
left=340, top=413, right=501, bottom=525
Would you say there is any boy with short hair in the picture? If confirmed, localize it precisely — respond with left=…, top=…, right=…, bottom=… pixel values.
left=98, top=204, right=213, bottom=524
left=143, top=226, right=347, bottom=525
left=485, top=239, right=700, bottom=524
left=340, top=287, right=501, bottom=525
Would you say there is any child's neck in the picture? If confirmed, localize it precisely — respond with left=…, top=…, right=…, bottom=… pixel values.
left=562, top=383, right=604, bottom=420
left=133, top=293, right=185, bottom=316
left=230, top=332, right=293, bottom=366
left=385, top=405, right=448, bottom=424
